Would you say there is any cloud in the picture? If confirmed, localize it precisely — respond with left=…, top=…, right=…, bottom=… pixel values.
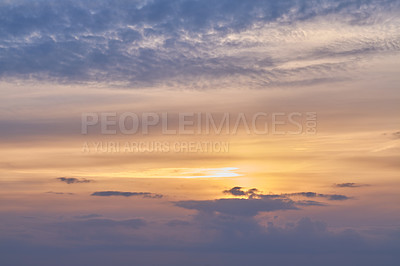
left=393, top=131, right=400, bottom=138
left=335, top=183, right=361, bottom=187
left=223, top=186, right=259, bottom=197
left=195, top=214, right=364, bottom=253
left=57, top=177, right=91, bottom=184
left=224, top=186, right=246, bottom=196
left=1, top=198, right=399, bottom=265
left=73, top=214, right=103, bottom=219
left=0, top=0, right=398, bottom=88
left=176, top=186, right=350, bottom=217
left=335, top=183, right=369, bottom=188
left=46, top=191, right=74, bottom=195
left=91, top=191, right=163, bottom=198
left=287, top=192, right=351, bottom=201
left=223, top=186, right=350, bottom=201
left=174, top=197, right=298, bottom=217
left=22, top=218, right=149, bottom=246
left=296, top=200, right=327, bottom=206
left=166, top=220, right=191, bottom=227
left=69, top=218, right=147, bottom=229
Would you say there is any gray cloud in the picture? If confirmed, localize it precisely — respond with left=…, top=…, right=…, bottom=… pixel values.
left=177, top=187, right=350, bottom=217
left=0, top=0, right=398, bottom=88
left=224, top=186, right=247, bottom=196
left=224, top=187, right=261, bottom=199
left=287, top=192, right=351, bottom=201
left=174, top=197, right=298, bottom=217
left=0, top=197, right=398, bottom=265
left=335, top=183, right=370, bottom=188
left=57, top=177, right=92, bottom=184
left=186, top=213, right=366, bottom=254
left=223, top=186, right=260, bottom=197
left=91, top=191, right=163, bottom=198
left=223, top=187, right=351, bottom=202
left=336, top=183, right=359, bottom=187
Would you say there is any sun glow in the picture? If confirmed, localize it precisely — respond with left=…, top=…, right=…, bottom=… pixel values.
left=181, top=167, right=241, bottom=178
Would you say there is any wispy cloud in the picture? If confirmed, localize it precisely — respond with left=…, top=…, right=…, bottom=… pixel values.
left=286, top=192, right=351, bottom=201
left=334, top=183, right=369, bottom=188
left=91, top=191, right=163, bottom=198
left=57, top=177, right=92, bottom=184
left=46, top=191, right=74, bottom=195
left=223, top=187, right=351, bottom=201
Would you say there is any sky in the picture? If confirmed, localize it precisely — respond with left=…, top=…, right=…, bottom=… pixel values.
left=0, top=0, right=400, bottom=265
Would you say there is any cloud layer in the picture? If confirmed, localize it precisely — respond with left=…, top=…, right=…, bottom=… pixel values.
left=1, top=0, right=399, bottom=88
left=1, top=184, right=399, bottom=265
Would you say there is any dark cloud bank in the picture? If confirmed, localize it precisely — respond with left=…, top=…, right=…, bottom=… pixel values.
left=0, top=185, right=399, bottom=265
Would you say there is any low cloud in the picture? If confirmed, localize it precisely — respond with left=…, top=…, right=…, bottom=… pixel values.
left=176, top=186, right=350, bottom=217
left=296, top=200, right=327, bottom=206
left=57, top=177, right=92, bottom=184
left=224, top=186, right=247, bottom=196
left=71, top=218, right=147, bottom=229
left=73, top=214, right=103, bottom=219
left=287, top=192, right=351, bottom=201
left=166, top=220, right=191, bottom=227
left=223, top=187, right=351, bottom=201
left=174, top=198, right=297, bottom=217
left=223, top=186, right=259, bottom=198
left=335, top=183, right=368, bottom=188
left=46, top=191, right=74, bottom=195
left=91, top=191, right=163, bottom=198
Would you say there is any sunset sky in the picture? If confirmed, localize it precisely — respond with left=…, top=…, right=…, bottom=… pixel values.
left=1, top=1, right=400, bottom=265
